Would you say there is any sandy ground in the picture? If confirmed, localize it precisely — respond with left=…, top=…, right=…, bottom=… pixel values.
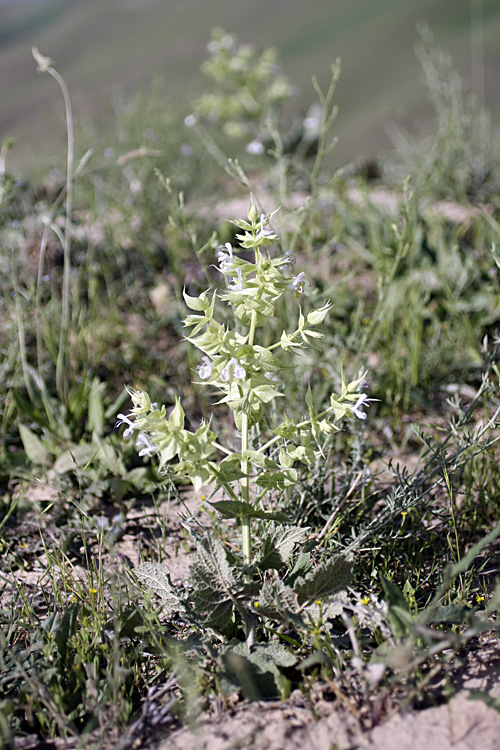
left=157, top=644, right=500, bottom=750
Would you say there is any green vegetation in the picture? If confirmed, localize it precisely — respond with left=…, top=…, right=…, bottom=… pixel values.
left=1, top=28, right=500, bottom=749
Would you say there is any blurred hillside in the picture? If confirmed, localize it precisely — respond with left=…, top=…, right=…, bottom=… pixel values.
left=1, top=0, right=500, bottom=174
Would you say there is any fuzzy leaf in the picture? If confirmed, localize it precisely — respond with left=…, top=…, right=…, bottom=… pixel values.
left=255, top=469, right=297, bottom=490
left=257, top=581, right=301, bottom=625
left=220, top=641, right=297, bottom=699
left=256, top=526, right=310, bottom=570
left=294, top=555, right=352, bottom=604
left=302, top=596, right=346, bottom=623
left=133, top=563, right=186, bottom=614
left=190, top=535, right=243, bottom=629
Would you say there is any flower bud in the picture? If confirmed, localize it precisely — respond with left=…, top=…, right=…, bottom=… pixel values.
left=247, top=196, right=259, bottom=224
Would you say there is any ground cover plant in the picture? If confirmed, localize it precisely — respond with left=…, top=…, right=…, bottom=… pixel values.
left=1, top=29, right=500, bottom=750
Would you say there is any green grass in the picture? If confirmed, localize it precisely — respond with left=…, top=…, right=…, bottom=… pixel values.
left=1, top=26, right=500, bottom=749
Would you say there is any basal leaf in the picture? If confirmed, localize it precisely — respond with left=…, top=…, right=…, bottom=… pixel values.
left=190, top=535, right=242, bottom=629
left=257, top=581, right=301, bottom=625
left=19, top=424, right=52, bottom=467
left=294, top=555, right=352, bottom=604
left=52, top=443, right=98, bottom=474
left=256, top=526, right=310, bottom=571
left=133, top=562, right=186, bottom=615
left=220, top=641, right=297, bottom=699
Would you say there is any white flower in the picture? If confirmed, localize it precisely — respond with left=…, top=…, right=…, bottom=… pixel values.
left=198, top=355, right=213, bottom=380
left=279, top=250, right=295, bottom=270
left=116, top=413, right=135, bottom=438
left=349, top=393, right=370, bottom=420
left=228, top=267, right=244, bottom=291
left=233, top=360, right=247, bottom=379
left=217, top=242, right=234, bottom=269
left=135, top=432, right=157, bottom=457
left=221, top=34, right=235, bottom=50
left=245, top=139, right=264, bottom=155
left=184, top=113, right=198, bottom=128
left=220, top=358, right=246, bottom=382
left=287, top=271, right=308, bottom=294
left=256, top=214, right=275, bottom=241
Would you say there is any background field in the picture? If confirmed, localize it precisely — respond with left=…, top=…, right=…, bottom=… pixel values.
left=2, top=0, right=500, bottom=172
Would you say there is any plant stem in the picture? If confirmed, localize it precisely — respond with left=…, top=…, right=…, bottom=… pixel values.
left=240, top=308, right=258, bottom=564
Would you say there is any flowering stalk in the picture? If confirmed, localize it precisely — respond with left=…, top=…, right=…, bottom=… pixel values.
left=116, top=197, right=372, bottom=568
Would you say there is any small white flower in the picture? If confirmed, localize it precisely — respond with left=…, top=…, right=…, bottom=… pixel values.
left=233, top=360, right=247, bottom=379
left=279, top=250, right=295, bottom=270
left=287, top=271, right=308, bottom=294
left=207, top=40, right=220, bottom=54
left=116, top=413, right=135, bottom=438
left=221, top=34, right=235, bottom=50
left=228, top=267, right=244, bottom=291
left=135, top=432, right=157, bottom=457
left=245, top=139, right=265, bottom=155
left=198, top=355, right=213, bottom=380
left=184, top=114, right=198, bottom=128
left=220, top=358, right=246, bottom=382
left=217, top=242, right=234, bottom=268
left=349, top=393, right=370, bottom=420
left=265, top=372, right=280, bottom=382
left=256, top=214, right=275, bottom=241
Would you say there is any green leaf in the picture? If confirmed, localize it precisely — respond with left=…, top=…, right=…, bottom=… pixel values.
left=252, top=384, right=283, bottom=404
left=52, top=443, right=98, bottom=474
left=278, top=448, right=294, bottom=469
left=55, top=603, right=79, bottom=664
left=220, top=642, right=296, bottom=700
left=305, top=384, right=315, bottom=415
left=87, top=378, right=105, bottom=435
left=287, top=552, right=312, bottom=586
left=93, top=436, right=126, bottom=475
left=209, top=500, right=288, bottom=522
left=256, top=526, right=309, bottom=571
left=190, top=535, right=243, bottom=630
left=294, top=555, right=352, bottom=604
left=302, top=597, right=345, bottom=623
left=380, top=575, right=414, bottom=639
left=257, top=581, right=301, bottom=625
left=133, top=563, right=187, bottom=615
left=19, top=424, right=52, bottom=466
left=428, top=604, right=471, bottom=625
left=255, top=469, right=297, bottom=490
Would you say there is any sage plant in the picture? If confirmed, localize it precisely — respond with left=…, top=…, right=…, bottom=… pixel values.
left=117, top=199, right=370, bottom=566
